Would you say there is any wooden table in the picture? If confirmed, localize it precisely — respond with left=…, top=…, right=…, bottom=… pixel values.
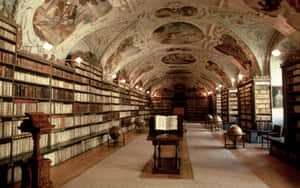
left=224, top=132, right=246, bottom=149
left=147, top=134, right=182, bottom=174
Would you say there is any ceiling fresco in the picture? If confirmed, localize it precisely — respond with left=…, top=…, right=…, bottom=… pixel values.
left=205, top=61, right=231, bottom=86
left=162, top=53, right=196, bottom=64
left=152, top=22, right=204, bottom=44
left=155, top=6, right=198, bottom=18
left=2, top=0, right=299, bottom=96
left=33, top=0, right=112, bottom=45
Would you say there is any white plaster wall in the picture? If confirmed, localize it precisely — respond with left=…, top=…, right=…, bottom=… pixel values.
left=270, top=55, right=283, bottom=126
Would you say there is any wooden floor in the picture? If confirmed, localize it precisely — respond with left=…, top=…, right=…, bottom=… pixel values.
left=211, top=129, right=300, bottom=188
left=10, top=125, right=300, bottom=188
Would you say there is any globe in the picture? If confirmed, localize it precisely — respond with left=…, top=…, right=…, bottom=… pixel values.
left=134, top=118, right=146, bottom=128
left=227, top=125, right=243, bottom=142
left=109, top=126, right=121, bottom=140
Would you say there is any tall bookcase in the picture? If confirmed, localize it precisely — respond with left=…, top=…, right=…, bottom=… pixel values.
left=281, top=52, right=300, bottom=146
left=221, top=89, right=229, bottom=123
left=0, top=16, right=151, bottom=185
left=237, top=78, right=272, bottom=142
left=216, top=93, right=221, bottom=116
left=221, top=89, right=238, bottom=123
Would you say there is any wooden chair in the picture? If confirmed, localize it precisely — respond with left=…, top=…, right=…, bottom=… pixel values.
left=261, top=125, right=281, bottom=148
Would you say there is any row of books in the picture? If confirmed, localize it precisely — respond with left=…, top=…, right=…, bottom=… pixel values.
left=256, top=108, right=271, bottom=113
left=0, top=20, right=16, bottom=34
left=16, top=57, right=50, bottom=74
left=14, top=70, right=50, bottom=85
left=15, top=83, right=50, bottom=99
left=289, top=84, right=300, bottom=92
left=74, top=114, right=104, bottom=125
left=0, top=80, right=12, bottom=96
left=256, top=115, right=272, bottom=121
left=90, top=122, right=111, bottom=134
left=50, top=126, right=91, bottom=146
left=52, top=79, right=73, bottom=90
left=0, top=51, right=14, bottom=64
left=0, top=38, right=15, bottom=52
left=90, top=73, right=102, bottom=82
left=12, top=134, right=48, bottom=156
left=52, top=103, right=73, bottom=114
left=0, top=142, right=10, bottom=159
left=287, top=63, right=300, bottom=71
left=45, top=134, right=107, bottom=166
left=72, top=103, right=106, bottom=113
left=111, top=105, right=139, bottom=111
left=120, top=111, right=131, bottom=118
left=0, top=120, right=26, bottom=138
left=14, top=101, right=37, bottom=116
left=51, top=116, right=74, bottom=129
left=74, top=83, right=88, bottom=91
left=52, top=67, right=73, bottom=80
left=75, top=67, right=90, bottom=78
left=0, top=65, right=13, bottom=80
left=288, top=75, right=300, bottom=83
left=52, top=88, right=74, bottom=101
left=74, top=74, right=89, bottom=84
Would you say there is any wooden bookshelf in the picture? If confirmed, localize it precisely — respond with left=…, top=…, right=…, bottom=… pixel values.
left=0, top=27, right=151, bottom=186
left=216, top=93, right=222, bottom=116
left=221, top=89, right=238, bottom=123
left=281, top=52, right=300, bottom=146
left=221, top=89, right=229, bottom=123
left=237, top=77, right=272, bottom=142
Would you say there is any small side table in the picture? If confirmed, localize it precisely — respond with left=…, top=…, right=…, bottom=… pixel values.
left=224, top=133, right=246, bottom=149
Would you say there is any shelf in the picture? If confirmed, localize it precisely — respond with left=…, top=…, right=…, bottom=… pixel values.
left=14, top=64, right=50, bottom=76
left=14, top=79, right=50, bottom=87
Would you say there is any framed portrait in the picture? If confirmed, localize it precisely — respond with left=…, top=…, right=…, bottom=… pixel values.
left=272, top=86, right=283, bottom=108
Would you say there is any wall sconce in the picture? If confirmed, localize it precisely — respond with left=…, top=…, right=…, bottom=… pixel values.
left=272, top=49, right=281, bottom=57
left=112, top=74, right=117, bottom=79
left=139, top=87, right=143, bottom=91
left=121, top=79, right=126, bottom=83
left=146, top=90, right=150, bottom=94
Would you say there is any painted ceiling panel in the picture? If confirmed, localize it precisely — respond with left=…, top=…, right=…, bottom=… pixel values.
left=2, top=0, right=298, bottom=96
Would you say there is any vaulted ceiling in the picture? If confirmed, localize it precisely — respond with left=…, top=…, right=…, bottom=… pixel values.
left=5, top=0, right=300, bottom=96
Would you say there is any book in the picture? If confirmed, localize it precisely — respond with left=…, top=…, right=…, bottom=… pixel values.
left=155, top=115, right=178, bottom=131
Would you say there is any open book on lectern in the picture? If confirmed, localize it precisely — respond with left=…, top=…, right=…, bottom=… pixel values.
left=154, top=115, right=178, bottom=131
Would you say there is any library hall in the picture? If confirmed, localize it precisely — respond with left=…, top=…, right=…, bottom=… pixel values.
left=1, top=0, right=300, bottom=187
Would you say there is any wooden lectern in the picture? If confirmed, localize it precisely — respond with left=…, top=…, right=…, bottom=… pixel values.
left=147, top=115, right=183, bottom=174
left=19, top=112, right=54, bottom=188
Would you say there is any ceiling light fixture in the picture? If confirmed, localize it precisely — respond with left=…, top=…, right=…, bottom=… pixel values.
left=272, top=49, right=281, bottom=57
left=75, top=57, right=83, bottom=63
left=238, top=74, right=243, bottom=80
left=43, top=42, right=53, bottom=51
